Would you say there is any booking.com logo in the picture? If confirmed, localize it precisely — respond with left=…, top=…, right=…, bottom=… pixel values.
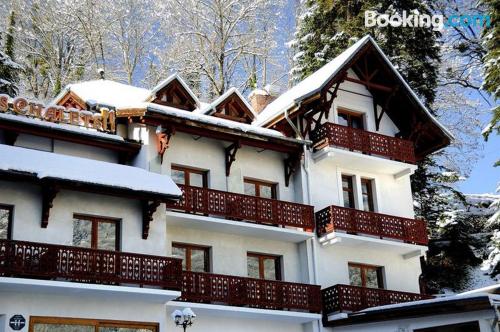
left=365, top=10, right=491, bottom=31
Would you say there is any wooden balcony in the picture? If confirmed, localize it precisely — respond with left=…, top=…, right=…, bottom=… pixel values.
left=322, top=284, right=432, bottom=314
left=316, top=205, right=428, bottom=246
left=0, top=239, right=182, bottom=290
left=179, top=271, right=322, bottom=313
left=311, top=123, right=416, bottom=164
left=166, top=184, right=315, bottom=231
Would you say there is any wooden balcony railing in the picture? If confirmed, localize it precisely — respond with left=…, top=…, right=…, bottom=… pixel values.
left=311, top=123, right=416, bottom=163
left=316, top=205, right=428, bottom=245
left=0, top=239, right=182, bottom=290
left=179, top=271, right=322, bottom=313
left=322, top=284, right=432, bottom=314
left=165, top=184, right=315, bottom=231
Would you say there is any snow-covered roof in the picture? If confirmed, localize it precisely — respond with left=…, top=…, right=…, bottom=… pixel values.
left=54, top=79, right=150, bottom=108
left=254, top=35, right=454, bottom=141
left=0, top=144, right=181, bottom=199
left=147, top=73, right=200, bottom=107
left=0, top=112, right=125, bottom=142
left=196, top=87, right=257, bottom=119
left=144, top=102, right=306, bottom=145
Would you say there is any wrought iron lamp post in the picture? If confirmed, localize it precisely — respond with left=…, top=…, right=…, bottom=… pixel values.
left=171, top=308, right=196, bottom=332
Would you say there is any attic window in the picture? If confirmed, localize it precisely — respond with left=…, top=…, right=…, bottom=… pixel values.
left=152, top=79, right=197, bottom=111
left=212, top=93, right=254, bottom=124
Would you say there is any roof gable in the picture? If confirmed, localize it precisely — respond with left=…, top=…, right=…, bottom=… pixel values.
left=201, top=87, right=257, bottom=124
left=148, top=74, right=200, bottom=111
left=255, top=35, right=453, bottom=159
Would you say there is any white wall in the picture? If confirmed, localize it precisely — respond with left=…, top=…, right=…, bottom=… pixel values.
left=166, top=226, right=304, bottom=283
left=177, top=315, right=306, bottom=332
left=0, top=180, right=167, bottom=256
left=316, top=244, right=422, bottom=293
left=0, top=291, right=167, bottom=332
left=13, top=133, right=118, bottom=163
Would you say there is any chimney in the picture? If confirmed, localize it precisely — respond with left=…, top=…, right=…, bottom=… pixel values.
left=249, top=84, right=279, bottom=114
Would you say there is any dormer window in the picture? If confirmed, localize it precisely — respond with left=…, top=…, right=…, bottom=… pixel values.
left=338, top=109, right=364, bottom=129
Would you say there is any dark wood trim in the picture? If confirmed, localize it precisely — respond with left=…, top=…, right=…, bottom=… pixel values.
left=0, top=204, right=13, bottom=240
left=73, top=213, right=121, bottom=251
left=247, top=252, right=282, bottom=280
left=172, top=242, right=210, bottom=272
left=156, top=125, right=176, bottom=164
left=348, top=262, right=384, bottom=289
left=171, top=165, right=208, bottom=187
left=57, top=91, right=87, bottom=110
left=225, top=141, right=241, bottom=176
left=244, top=178, right=277, bottom=199
left=29, top=316, right=159, bottom=332
left=341, top=175, right=355, bottom=209
left=142, top=200, right=161, bottom=240
left=41, top=184, right=59, bottom=228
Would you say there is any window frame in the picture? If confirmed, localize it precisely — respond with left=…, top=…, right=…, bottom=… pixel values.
left=171, top=165, right=208, bottom=188
left=243, top=178, right=277, bottom=199
left=0, top=204, right=13, bottom=240
left=341, top=175, right=355, bottom=209
left=337, top=109, right=365, bottom=129
left=29, top=316, right=159, bottom=332
left=360, top=178, right=375, bottom=212
left=172, top=242, right=211, bottom=272
left=247, top=252, right=282, bottom=281
left=348, top=262, right=384, bottom=289
left=73, top=214, right=121, bottom=251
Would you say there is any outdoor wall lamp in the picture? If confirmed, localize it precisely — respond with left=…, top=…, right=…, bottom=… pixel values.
left=171, top=308, right=196, bottom=331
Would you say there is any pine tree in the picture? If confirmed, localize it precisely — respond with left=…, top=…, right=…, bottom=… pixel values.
left=290, top=0, right=441, bottom=106
left=0, top=9, right=21, bottom=97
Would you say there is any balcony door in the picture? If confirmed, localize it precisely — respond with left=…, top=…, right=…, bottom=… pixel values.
left=244, top=178, right=277, bottom=199
left=72, top=214, right=120, bottom=251
left=338, top=109, right=364, bottom=129
left=0, top=204, right=13, bottom=240
left=171, top=165, right=208, bottom=188
left=247, top=252, right=282, bottom=280
left=348, top=262, right=384, bottom=289
left=361, top=178, right=375, bottom=212
left=172, top=242, right=210, bottom=272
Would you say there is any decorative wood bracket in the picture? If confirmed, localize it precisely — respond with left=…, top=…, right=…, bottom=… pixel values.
left=284, top=153, right=302, bottom=187
left=142, top=200, right=161, bottom=239
left=156, top=125, right=176, bottom=164
left=374, top=86, right=398, bottom=131
left=41, top=184, right=59, bottom=228
left=225, top=141, right=241, bottom=176
left=4, top=130, right=18, bottom=146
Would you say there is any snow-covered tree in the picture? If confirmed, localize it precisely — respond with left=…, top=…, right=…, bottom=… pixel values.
left=0, top=50, right=22, bottom=97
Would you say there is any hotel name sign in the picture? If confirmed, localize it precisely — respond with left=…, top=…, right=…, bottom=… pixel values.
left=0, top=94, right=116, bottom=133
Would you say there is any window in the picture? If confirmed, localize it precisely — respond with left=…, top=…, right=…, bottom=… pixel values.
left=172, top=242, right=210, bottom=272
left=341, top=175, right=355, bottom=209
left=361, top=178, right=375, bottom=212
left=0, top=204, right=12, bottom=240
left=247, top=253, right=281, bottom=280
left=338, top=109, right=364, bottom=129
left=348, top=263, right=384, bottom=288
left=171, top=165, right=207, bottom=187
left=244, top=178, right=277, bottom=199
left=72, top=214, right=120, bottom=251
left=29, top=317, right=158, bottom=332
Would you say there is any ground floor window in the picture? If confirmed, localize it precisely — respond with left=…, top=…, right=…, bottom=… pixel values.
left=0, top=204, right=13, bottom=240
left=348, top=262, right=384, bottom=288
left=29, top=317, right=158, bottom=332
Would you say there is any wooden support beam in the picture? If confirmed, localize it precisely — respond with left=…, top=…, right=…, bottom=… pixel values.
left=225, top=141, right=241, bottom=176
left=284, top=153, right=302, bottom=187
left=41, top=184, right=59, bottom=228
left=156, top=125, right=176, bottom=164
left=142, top=200, right=161, bottom=239
left=345, top=77, right=393, bottom=92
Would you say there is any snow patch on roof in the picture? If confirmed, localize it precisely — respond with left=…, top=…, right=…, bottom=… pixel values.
left=54, top=80, right=150, bottom=108
left=0, top=112, right=125, bottom=142
left=0, top=145, right=181, bottom=198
